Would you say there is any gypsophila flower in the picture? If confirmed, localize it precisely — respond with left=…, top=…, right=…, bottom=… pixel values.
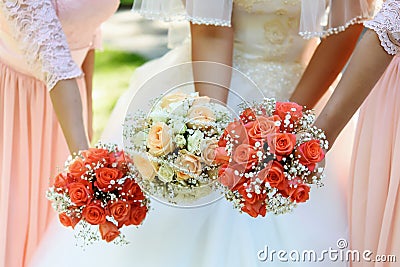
left=123, top=91, right=231, bottom=205
left=217, top=98, right=328, bottom=218
left=47, top=143, right=150, bottom=247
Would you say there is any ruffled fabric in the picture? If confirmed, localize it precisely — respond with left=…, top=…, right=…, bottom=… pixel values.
left=299, top=0, right=378, bottom=39
left=132, top=0, right=233, bottom=27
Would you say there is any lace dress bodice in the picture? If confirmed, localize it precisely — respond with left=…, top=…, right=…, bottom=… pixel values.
left=231, top=0, right=316, bottom=100
left=0, top=0, right=119, bottom=89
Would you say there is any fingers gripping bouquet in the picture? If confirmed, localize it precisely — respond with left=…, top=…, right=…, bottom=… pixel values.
left=217, top=98, right=328, bottom=218
left=47, top=143, right=149, bottom=245
left=124, top=91, right=231, bottom=205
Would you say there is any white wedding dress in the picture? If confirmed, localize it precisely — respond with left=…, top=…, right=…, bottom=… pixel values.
left=29, top=1, right=355, bottom=266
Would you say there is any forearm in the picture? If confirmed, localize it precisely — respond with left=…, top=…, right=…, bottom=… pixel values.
left=190, top=23, right=234, bottom=103
left=50, top=79, right=89, bottom=154
left=290, top=24, right=364, bottom=108
left=315, top=29, right=393, bottom=147
left=82, top=49, right=95, bottom=142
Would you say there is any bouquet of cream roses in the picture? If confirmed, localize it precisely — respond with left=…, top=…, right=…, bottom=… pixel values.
left=124, top=91, right=231, bottom=205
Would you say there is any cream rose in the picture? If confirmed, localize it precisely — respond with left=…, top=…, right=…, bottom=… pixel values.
left=160, top=91, right=188, bottom=109
left=157, top=164, right=175, bottom=183
left=132, top=153, right=158, bottom=181
left=187, top=105, right=216, bottom=129
left=200, top=138, right=218, bottom=165
left=147, top=122, right=174, bottom=156
left=175, top=151, right=202, bottom=181
left=192, top=96, right=210, bottom=106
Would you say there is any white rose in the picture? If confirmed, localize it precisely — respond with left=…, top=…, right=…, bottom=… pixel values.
left=175, top=134, right=187, bottom=148
left=168, top=101, right=190, bottom=116
left=187, top=130, right=204, bottom=154
left=148, top=110, right=169, bottom=123
left=171, top=120, right=187, bottom=134
left=132, top=131, right=148, bottom=147
left=157, top=164, right=175, bottom=183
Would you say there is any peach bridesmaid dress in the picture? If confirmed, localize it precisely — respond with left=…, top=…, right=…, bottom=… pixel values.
left=0, top=0, right=118, bottom=266
left=350, top=1, right=400, bottom=266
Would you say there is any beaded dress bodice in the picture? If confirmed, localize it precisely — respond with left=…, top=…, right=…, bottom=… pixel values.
left=231, top=0, right=316, bottom=100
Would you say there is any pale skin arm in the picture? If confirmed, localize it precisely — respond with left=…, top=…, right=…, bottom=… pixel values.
left=290, top=24, right=364, bottom=108
left=190, top=23, right=234, bottom=103
left=50, top=79, right=89, bottom=154
left=82, top=49, right=95, bottom=143
left=315, top=29, right=393, bottom=147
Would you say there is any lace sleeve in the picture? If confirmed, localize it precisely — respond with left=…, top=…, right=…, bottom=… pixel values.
left=0, top=0, right=82, bottom=90
left=365, top=0, right=400, bottom=55
left=132, top=0, right=233, bottom=27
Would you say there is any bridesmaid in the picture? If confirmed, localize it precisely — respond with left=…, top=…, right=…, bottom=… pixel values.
left=0, top=0, right=119, bottom=266
left=294, top=0, right=399, bottom=265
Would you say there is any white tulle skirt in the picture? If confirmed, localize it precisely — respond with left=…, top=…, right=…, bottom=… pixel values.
left=29, top=42, right=353, bottom=267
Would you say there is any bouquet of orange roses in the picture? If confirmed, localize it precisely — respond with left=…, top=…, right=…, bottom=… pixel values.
left=123, top=91, right=231, bottom=206
left=47, top=143, right=149, bottom=245
left=217, top=98, right=328, bottom=218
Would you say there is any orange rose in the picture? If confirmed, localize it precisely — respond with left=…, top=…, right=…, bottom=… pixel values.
left=232, top=144, right=258, bottom=171
left=132, top=153, right=158, bottom=181
left=237, top=185, right=267, bottom=217
left=95, top=167, right=123, bottom=192
left=147, top=122, right=174, bottom=156
left=296, top=140, right=325, bottom=171
left=247, top=115, right=279, bottom=141
left=241, top=200, right=267, bottom=218
left=240, top=108, right=257, bottom=124
left=187, top=105, right=216, bottom=129
left=214, top=147, right=230, bottom=165
left=68, top=158, right=87, bottom=179
left=58, top=213, right=81, bottom=229
left=274, top=101, right=303, bottom=123
left=290, top=183, right=310, bottom=203
left=218, top=164, right=244, bottom=189
left=281, top=178, right=310, bottom=203
left=99, top=221, right=120, bottom=242
left=160, top=91, right=188, bottom=109
left=267, top=133, right=296, bottom=160
left=200, top=138, right=219, bottom=165
left=258, top=161, right=285, bottom=188
left=175, top=151, right=202, bottom=181
left=110, top=150, right=131, bottom=174
left=123, top=203, right=147, bottom=226
left=82, top=148, right=110, bottom=166
left=109, top=200, right=130, bottom=223
left=221, top=120, right=250, bottom=145
left=119, top=178, right=145, bottom=202
left=53, top=173, right=68, bottom=189
left=82, top=201, right=106, bottom=225
left=68, top=182, right=92, bottom=206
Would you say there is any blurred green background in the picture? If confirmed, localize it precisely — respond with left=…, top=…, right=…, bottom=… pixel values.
left=120, top=0, right=134, bottom=7
left=92, top=49, right=146, bottom=142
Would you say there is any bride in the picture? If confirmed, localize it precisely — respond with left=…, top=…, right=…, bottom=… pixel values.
left=29, top=1, right=375, bottom=266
